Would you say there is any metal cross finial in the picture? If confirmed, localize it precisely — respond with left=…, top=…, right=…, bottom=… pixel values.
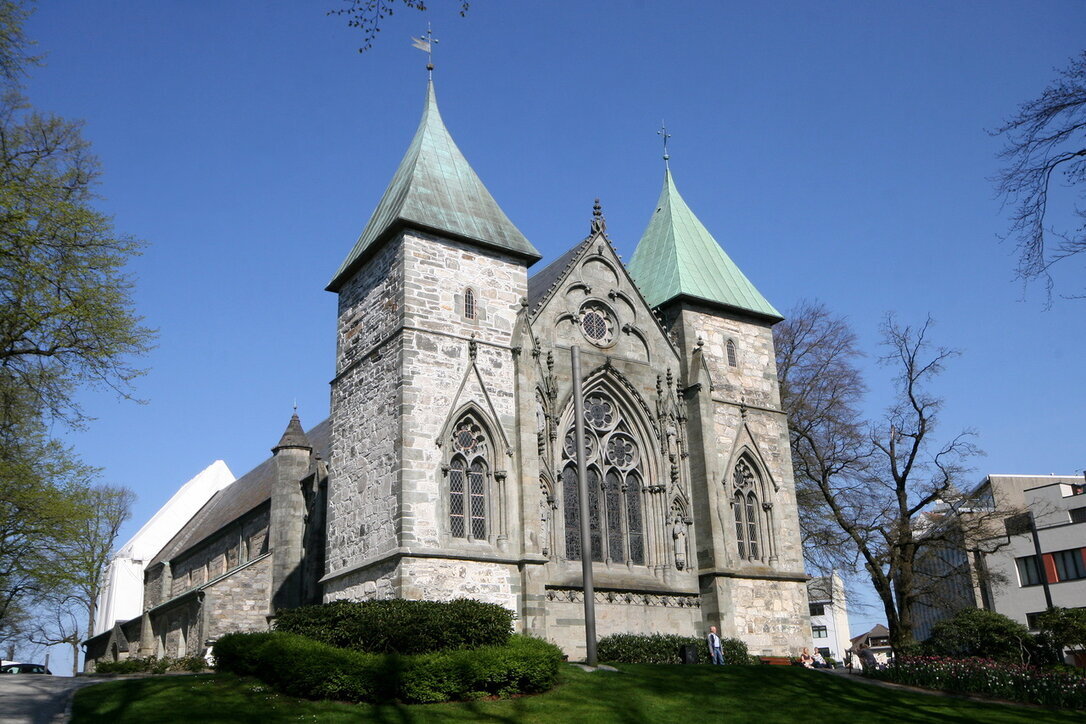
left=411, top=22, right=439, bottom=77
left=658, top=122, right=672, bottom=167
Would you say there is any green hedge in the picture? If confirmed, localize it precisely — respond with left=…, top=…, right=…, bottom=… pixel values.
left=94, top=655, right=207, bottom=674
left=213, top=631, right=563, bottom=703
left=597, top=633, right=749, bottom=665
left=273, top=598, right=514, bottom=655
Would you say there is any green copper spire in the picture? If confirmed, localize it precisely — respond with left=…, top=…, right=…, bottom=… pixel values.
left=627, top=169, right=782, bottom=321
left=328, top=81, right=540, bottom=291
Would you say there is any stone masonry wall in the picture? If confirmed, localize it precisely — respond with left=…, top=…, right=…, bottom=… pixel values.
left=204, top=554, right=273, bottom=641
left=327, top=238, right=405, bottom=576
left=670, top=303, right=809, bottom=656
left=398, top=232, right=525, bottom=553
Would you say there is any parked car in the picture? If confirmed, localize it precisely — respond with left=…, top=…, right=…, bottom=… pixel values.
left=0, top=663, right=52, bottom=674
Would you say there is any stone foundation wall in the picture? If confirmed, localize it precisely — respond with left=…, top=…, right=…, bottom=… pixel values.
left=711, top=576, right=809, bottom=657
left=543, top=588, right=702, bottom=660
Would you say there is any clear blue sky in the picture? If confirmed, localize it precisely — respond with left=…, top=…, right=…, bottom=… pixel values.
left=20, top=1, right=1085, bottom=659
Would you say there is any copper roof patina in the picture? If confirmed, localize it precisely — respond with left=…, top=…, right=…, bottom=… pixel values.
left=627, top=169, right=781, bottom=322
left=328, top=81, right=540, bottom=291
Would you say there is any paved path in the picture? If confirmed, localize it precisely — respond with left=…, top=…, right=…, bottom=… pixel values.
left=0, top=675, right=108, bottom=723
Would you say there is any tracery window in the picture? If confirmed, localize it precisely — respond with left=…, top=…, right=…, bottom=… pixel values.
left=464, top=288, right=477, bottom=320
left=448, top=414, right=490, bottom=540
left=562, top=391, right=645, bottom=565
left=732, top=458, right=761, bottom=560
left=726, top=339, right=738, bottom=367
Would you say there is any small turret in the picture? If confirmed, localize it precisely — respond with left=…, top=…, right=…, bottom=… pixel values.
left=269, top=410, right=312, bottom=612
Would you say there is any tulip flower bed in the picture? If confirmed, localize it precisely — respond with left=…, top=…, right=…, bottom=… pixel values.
left=869, top=655, right=1086, bottom=709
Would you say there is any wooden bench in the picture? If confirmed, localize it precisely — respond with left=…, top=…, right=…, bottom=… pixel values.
left=758, top=656, right=794, bottom=666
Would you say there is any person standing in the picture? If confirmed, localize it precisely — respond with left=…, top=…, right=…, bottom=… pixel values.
left=706, top=625, right=725, bottom=665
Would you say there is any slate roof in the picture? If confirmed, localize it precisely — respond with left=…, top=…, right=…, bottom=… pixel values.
left=327, top=81, right=541, bottom=292
left=627, top=169, right=782, bottom=321
left=274, top=412, right=311, bottom=451
left=526, top=237, right=593, bottom=313
left=149, top=417, right=331, bottom=566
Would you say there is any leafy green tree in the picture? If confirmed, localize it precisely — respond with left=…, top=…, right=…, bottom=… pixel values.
left=0, top=0, right=152, bottom=640
left=1034, top=606, right=1086, bottom=664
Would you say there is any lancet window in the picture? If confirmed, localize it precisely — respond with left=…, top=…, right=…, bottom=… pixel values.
left=726, top=339, right=738, bottom=367
left=732, top=458, right=761, bottom=560
left=448, top=414, right=490, bottom=540
left=562, top=390, right=646, bottom=565
left=464, top=288, right=477, bottom=320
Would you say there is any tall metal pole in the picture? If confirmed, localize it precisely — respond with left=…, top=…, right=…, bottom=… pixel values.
left=571, top=346, right=597, bottom=665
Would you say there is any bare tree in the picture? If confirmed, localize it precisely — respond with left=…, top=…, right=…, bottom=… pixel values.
left=26, top=593, right=82, bottom=676
left=777, top=307, right=994, bottom=649
left=775, top=300, right=870, bottom=576
left=64, top=485, right=135, bottom=641
left=328, top=0, right=471, bottom=53
left=993, top=50, right=1086, bottom=301
left=24, top=484, right=133, bottom=673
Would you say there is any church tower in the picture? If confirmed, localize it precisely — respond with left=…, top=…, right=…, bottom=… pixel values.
left=323, top=79, right=541, bottom=611
left=627, top=166, right=809, bottom=655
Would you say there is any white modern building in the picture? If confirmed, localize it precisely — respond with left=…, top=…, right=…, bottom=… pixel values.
left=92, top=461, right=235, bottom=636
left=985, top=477, right=1086, bottom=639
left=807, top=573, right=850, bottom=663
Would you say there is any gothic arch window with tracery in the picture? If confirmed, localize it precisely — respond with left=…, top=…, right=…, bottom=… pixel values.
left=561, top=390, right=646, bottom=565
left=447, top=414, right=491, bottom=541
left=726, top=339, right=738, bottom=367
left=732, top=457, right=761, bottom=561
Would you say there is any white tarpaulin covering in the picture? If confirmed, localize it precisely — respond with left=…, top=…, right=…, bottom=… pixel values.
left=92, top=460, right=235, bottom=636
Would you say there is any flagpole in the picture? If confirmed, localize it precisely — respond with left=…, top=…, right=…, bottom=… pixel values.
left=571, top=346, right=597, bottom=666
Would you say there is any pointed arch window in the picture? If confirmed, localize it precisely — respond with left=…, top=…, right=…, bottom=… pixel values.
left=726, top=339, right=738, bottom=367
left=448, top=414, right=490, bottom=540
left=464, top=288, right=477, bottom=320
left=562, top=390, right=646, bottom=565
left=732, top=458, right=761, bottom=560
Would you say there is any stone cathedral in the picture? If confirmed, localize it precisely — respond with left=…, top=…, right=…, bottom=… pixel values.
left=86, top=80, right=809, bottom=667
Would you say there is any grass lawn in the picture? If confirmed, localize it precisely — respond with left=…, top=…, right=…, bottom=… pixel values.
left=71, top=664, right=1084, bottom=723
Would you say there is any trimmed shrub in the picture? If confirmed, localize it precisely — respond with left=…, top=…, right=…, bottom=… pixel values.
left=924, top=609, right=1032, bottom=663
left=94, top=655, right=207, bottom=675
left=597, top=632, right=749, bottom=665
left=213, top=631, right=563, bottom=704
left=272, top=598, right=514, bottom=655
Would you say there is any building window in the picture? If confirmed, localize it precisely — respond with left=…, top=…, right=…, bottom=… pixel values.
left=448, top=414, right=491, bottom=541
left=732, top=458, right=762, bottom=561
left=563, top=390, right=646, bottom=564
left=812, top=625, right=828, bottom=638
left=809, top=603, right=826, bottom=617
left=1070, top=507, right=1086, bottom=524
left=1025, top=611, right=1044, bottom=631
left=726, top=339, right=737, bottom=367
left=464, top=288, right=477, bottom=320
left=579, top=303, right=616, bottom=347
left=1053, top=548, right=1086, bottom=582
left=1016, top=555, right=1043, bottom=586
left=817, top=647, right=831, bottom=658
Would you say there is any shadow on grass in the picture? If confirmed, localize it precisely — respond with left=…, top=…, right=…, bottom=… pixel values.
left=71, top=666, right=1082, bottom=724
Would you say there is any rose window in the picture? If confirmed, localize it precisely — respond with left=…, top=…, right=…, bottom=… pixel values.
left=579, top=304, right=615, bottom=346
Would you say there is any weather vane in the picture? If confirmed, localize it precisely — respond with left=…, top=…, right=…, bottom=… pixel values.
left=658, top=122, right=672, bottom=167
left=411, top=23, right=439, bottom=78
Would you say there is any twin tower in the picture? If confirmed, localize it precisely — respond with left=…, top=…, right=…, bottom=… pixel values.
left=320, top=80, right=808, bottom=657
